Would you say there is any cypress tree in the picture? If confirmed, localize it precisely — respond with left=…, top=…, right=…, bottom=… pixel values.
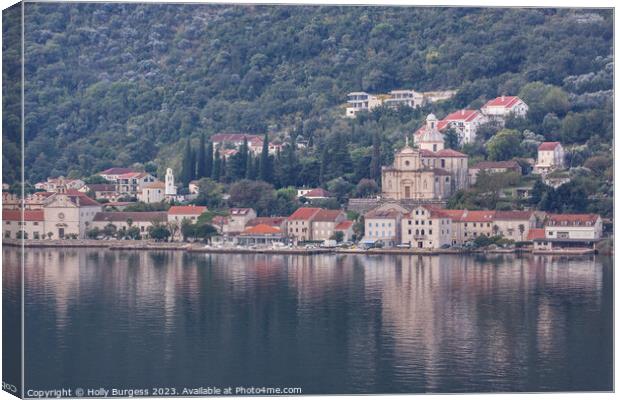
left=212, top=150, right=221, bottom=181
left=181, top=139, right=193, bottom=185
left=189, top=148, right=197, bottom=181
left=319, top=145, right=328, bottom=186
left=205, top=142, right=213, bottom=178
left=197, top=133, right=206, bottom=178
left=245, top=154, right=253, bottom=180
left=370, top=132, right=382, bottom=182
left=259, top=134, right=271, bottom=182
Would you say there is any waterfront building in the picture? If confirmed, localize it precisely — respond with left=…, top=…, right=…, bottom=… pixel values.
left=311, top=209, right=346, bottom=242
left=3, top=209, right=45, bottom=239
left=42, top=189, right=102, bottom=239
left=237, top=224, right=287, bottom=246
left=493, top=211, right=537, bottom=242
left=246, top=217, right=287, bottom=231
left=362, top=202, right=409, bottom=247
left=401, top=205, right=452, bottom=249
left=481, top=95, right=529, bottom=120
left=92, top=211, right=168, bottom=238
left=334, top=220, right=355, bottom=242
left=469, top=160, right=522, bottom=185
left=381, top=115, right=468, bottom=201
left=287, top=207, right=321, bottom=242
left=167, top=205, right=207, bottom=224
left=534, top=142, right=565, bottom=175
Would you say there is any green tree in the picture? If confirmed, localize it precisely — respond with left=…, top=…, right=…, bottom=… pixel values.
left=259, top=134, right=272, bottom=183
left=369, top=132, right=382, bottom=182
left=205, top=142, right=214, bottom=178
left=180, top=139, right=194, bottom=186
left=485, top=129, right=522, bottom=161
left=196, top=133, right=207, bottom=178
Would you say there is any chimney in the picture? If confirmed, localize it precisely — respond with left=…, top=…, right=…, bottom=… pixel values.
left=501, top=95, right=505, bottom=101
left=461, top=109, right=465, bottom=115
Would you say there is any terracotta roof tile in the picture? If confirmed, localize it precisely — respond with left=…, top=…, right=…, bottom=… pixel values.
left=313, top=209, right=343, bottom=222
left=527, top=228, right=546, bottom=241
left=288, top=207, right=321, bottom=221
left=442, top=109, right=482, bottom=122
left=546, top=214, right=599, bottom=226
left=99, top=168, right=136, bottom=175
left=335, top=220, right=354, bottom=230
left=241, top=224, right=282, bottom=235
left=538, top=142, right=562, bottom=151
left=483, top=96, right=521, bottom=108
left=168, top=205, right=207, bottom=215
left=2, top=209, right=44, bottom=221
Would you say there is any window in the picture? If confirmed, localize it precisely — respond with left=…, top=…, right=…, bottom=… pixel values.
left=441, top=159, right=445, bottom=168
left=408, top=220, right=412, bottom=225
left=445, top=177, right=449, bottom=183
left=5, top=221, right=10, bottom=225
left=429, top=221, right=432, bottom=225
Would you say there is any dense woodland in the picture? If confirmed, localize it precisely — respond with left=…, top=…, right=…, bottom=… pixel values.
left=2, top=5, right=613, bottom=216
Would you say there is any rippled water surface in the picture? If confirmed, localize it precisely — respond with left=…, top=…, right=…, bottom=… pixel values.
left=4, top=248, right=613, bottom=394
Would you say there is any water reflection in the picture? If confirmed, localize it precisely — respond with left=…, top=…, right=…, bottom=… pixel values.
left=11, top=248, right=612, bottom=393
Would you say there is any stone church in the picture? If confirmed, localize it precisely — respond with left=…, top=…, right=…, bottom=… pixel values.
left=381, top=114, right=469, bottom=201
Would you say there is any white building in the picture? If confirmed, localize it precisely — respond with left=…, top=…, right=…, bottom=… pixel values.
left=91, top=211, right=168, bottom=238
left=165, top=168, right=177, bottom=196
left=530, top=214, right=603, bottom=251
left=534, top=142, right=565, bottom=174
left=401, top=205, right=452, bottom=249
left=34, top=177, right=84, bottom=192
left=481, top=96, right=529, bottom=120
left=345, top=92, right=384, bottom=118
left=383, top=90, right=424, bottom=109
left=138, top=181, right=166, bottom=204
left=441, top=109, right=488, bottom=144
left=3, top=209, right=45, bottom=240
left=362, top=203, right=408, bottom=247
left=42, top=190, right=102, bottom=239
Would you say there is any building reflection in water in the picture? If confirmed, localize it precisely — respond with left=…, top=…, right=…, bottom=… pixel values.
left=17, top=248, right=611, bottom=393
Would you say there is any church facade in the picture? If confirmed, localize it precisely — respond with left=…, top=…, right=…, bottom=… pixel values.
left=381, top=114, right=469, bottom=201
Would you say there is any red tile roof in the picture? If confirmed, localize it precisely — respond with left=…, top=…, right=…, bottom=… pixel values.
left=314, top=209, right=343, bottom=222
left=494, top=211, right=534, bottom=220
left=335, top=220, right=354, bottom=230
left=527, top=228, right=546, bottom=241
left=240, top=224, right=282, bottom=235
left=168, top=205, right=207, bottom=215
left=443, top=109, right=482, bottom=122
left=538, top=142, right=561, bottom=151
left=2, top=209, right=44, bottom=221
left=288, top=207, right=321, bottom=221
left=461, top=210, right=496, bottom=222
left=246, top=217, right=286, bottom=227
left=440, top=210, right=467, bottom=221
left=546, top=214, right=600, bottom=226
left=61, top=190, right=101, bottom=207
left=93, top=211, right=167, bottom=222
left=304, top=188, right=332, bottom=198
left=366, top=210, right=402, bottom=219
left=483, top=96, right=522, bottom=109
left=99, top=168, right=137, bottom=175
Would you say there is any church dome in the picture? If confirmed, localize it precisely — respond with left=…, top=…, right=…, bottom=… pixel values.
left=426, top=113, right=437, bottom=121
left=419, top=127, right=444, bottom=143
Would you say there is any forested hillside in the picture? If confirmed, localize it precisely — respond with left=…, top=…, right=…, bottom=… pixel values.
left=2, top=4, right=613, bottom=192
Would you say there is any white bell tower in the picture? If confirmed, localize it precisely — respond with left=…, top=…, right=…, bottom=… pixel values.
left=165, top=168, right=177, bottom=196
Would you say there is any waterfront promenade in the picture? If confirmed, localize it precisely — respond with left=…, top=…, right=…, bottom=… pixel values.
left=3, top=239, right=602, bottom=256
